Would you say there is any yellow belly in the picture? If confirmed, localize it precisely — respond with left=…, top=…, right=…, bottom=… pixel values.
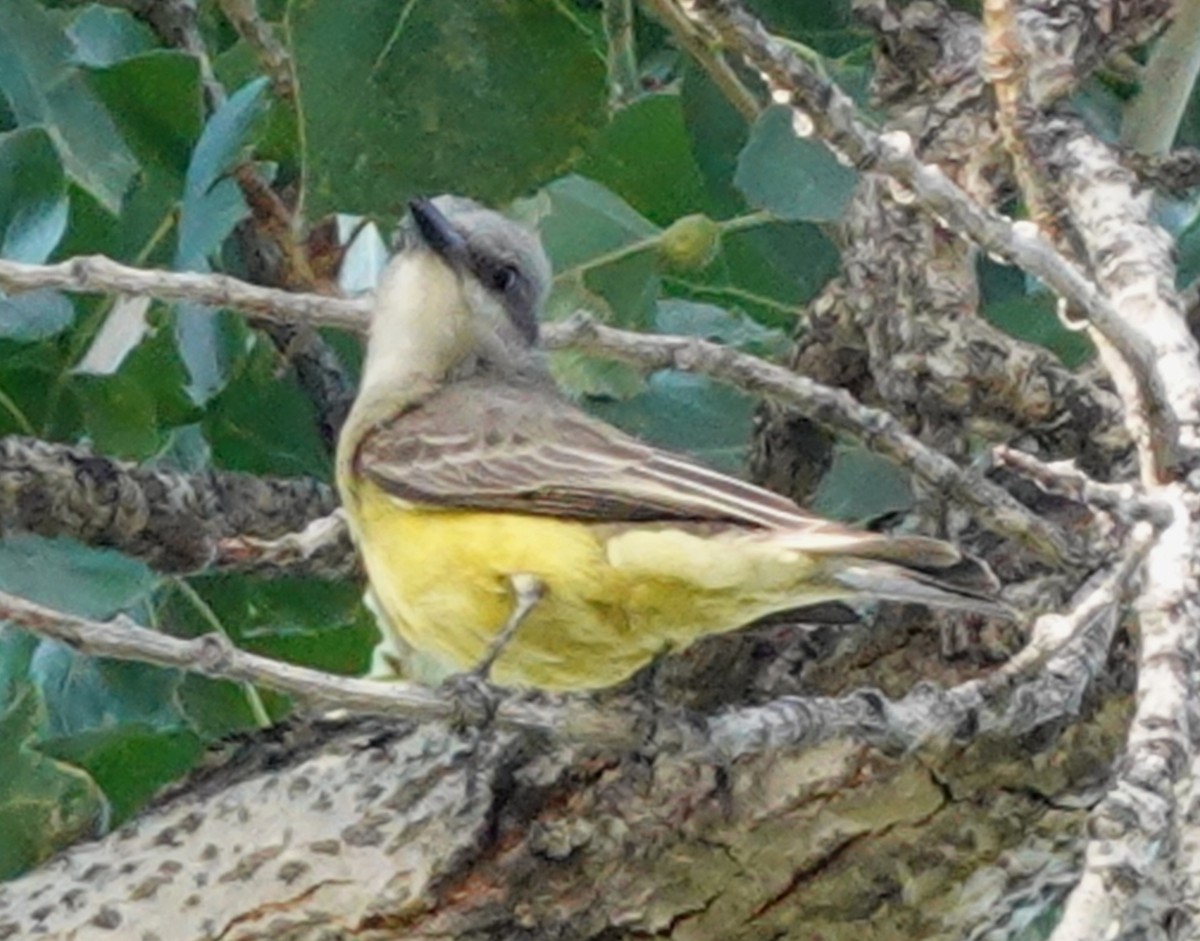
left=349, top=482, right=833, bottom=691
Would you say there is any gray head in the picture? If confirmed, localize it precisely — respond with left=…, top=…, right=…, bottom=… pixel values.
left=398, top=196, right=553, bottom=348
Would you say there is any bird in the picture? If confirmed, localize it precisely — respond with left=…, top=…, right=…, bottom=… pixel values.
left=335, top=195, right=1008, bottom=692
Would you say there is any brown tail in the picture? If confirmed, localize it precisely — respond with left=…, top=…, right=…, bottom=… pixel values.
left=768, top=527, right=1012, bottom=618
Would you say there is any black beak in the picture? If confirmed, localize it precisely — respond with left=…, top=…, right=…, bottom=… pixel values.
left=408, top=198, right=467, bottom=261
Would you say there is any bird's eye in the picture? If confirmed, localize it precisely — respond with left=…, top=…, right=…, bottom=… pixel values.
left=491, top=265, right=519, bottom=292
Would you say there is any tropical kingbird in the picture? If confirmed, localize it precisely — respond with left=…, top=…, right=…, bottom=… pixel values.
left=335, top=196, right=1006, bottom=691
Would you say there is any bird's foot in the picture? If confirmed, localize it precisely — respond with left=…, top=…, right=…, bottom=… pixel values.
left=440, top=670, right=503, bottom=734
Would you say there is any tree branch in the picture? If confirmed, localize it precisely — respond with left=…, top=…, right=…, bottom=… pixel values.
left=1121, top=0, right=1200, bottom=155
left=555, top=314, right=1079, bottom=563
left=603, top=0, right=640, bottom=109
left=639, top=0, right=761, bottom=120
left=0, top=255, right=367, bottom=331
left=0, top=436, right=339, bottom=574
left=972, top=4, right=1200, bottom=938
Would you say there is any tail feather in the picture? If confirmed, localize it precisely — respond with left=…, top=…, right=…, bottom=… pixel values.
left=772, top=530, right=963, bottom=569
left=770, top=527, right=1011, bottom=618
left=831, top=559, right=1014, bottom=619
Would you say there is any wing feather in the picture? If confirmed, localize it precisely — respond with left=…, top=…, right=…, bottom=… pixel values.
left=355, top=379, right=823, bottom=530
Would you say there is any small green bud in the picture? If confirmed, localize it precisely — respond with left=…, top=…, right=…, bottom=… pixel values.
left=658, top=214, right=721, bottom=270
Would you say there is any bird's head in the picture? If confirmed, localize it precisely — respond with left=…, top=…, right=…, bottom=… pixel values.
left=406, top=196, right=551, bottom=347
left=369, top=196, right=551, bottom=385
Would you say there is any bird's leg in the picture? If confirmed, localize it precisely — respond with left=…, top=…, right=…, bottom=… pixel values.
left=443, top=573, right=546, bottom=731
left=474, top=573, right=546, bottom=681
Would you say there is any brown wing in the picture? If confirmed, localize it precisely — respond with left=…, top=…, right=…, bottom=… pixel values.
left=355, top=378, right=839, bottom=531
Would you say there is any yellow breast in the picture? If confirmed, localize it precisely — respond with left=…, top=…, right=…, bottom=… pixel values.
left=347, top=482, right=834, bottom=690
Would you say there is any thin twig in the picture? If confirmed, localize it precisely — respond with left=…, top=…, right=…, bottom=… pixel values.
left=217, top=0, right=295, bottom=101
left=993, top=445, right=1173, bottom=528
left=973, top=4, right=1200, bottom=938
left=0, top=255, right=368, bottom=332
left=1047, top=486, right=1195, bottom=941
left=0, top=587, right=644, bottom=748
left=603, top=0, right=640, bottom=109
left=639, top=0, right=761, bottom=121
left=712, top=535, right=1148, bottom=758
left=0, top=539, right=1138, bottom=764
left=110, top=0, right=226, bottom=110
left=215, top=511, right=359, bottom=580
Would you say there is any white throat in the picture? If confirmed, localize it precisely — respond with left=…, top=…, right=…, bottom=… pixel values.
left=357, top=252, right=473, bottom=401
left=337, top=251, right=473, bottom=492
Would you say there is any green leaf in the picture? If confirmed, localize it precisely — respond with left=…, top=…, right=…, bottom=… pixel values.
left=654, top=298, right=786, bottom=356
left=0, top=687, right=104, bottom=880
left=72, top=371, right=161, bottom=456
left=69, top=318, right=199, bottom=458
left=0, top=537, right=186, bottom=752
left=0, top=333, right=75, bottom=436
left=39, top=725, right=203, bottom=826
left=735, top=105, right=858, bottom=221
left=0, top=126, right=68, bottom=262
left=0, top=534, right=159, bottom=621
left=524, top=179, right=664, bottom=399
left=178, top=78, right=266, bottom=266
left=543, top=271, right=647, bottom=400
left=744, top=0, right=852, bottom=39
left=680, top=59, right=752, bottom=216
left=576, top=94, right=716, bottom=225
left=982, top=290, right=1095, bottom=368
left=0, top=628, right=38, bottom=712
left=0, top=0, right=137, bottom=213
left=0, top=290, right=74, bottom=342
left=580, top=299, right=786, bottom=470
left=1177, top=69, right=1200, bottom=149
left=162, top=574, right=377, bottom=739
left=29, top=647, right=185, bottom=739
left=84, top=52, right=203, bottom=263
left=202, top=338, right=330, bottom=478
left=527, top=174, right=660, bottom=271
left=1177, top=211, right=1200, bottom=286
left=88, top=51, right=203, bottom=180
left=810, top=445, right=914, bottom=522
left=521, top=176, right=662, bottom=332
left=702, top=220, right=839, bottom=326
left=73, top=316, right=196, bottom=456
left=677, top=64, right=840, bottom=325
left=171, top=79, right=266, bottom=405
left=67, top=4, right=158, bottom=68
left=289, top=0, right=607, bottom=217
left=176, top=674, right=265, bottom=741
left=589, top=371, right=756, bottom=475
left=199, top=577, right=376, bottom=676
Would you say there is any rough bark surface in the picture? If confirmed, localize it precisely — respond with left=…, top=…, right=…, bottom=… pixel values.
left=0, top=632, right=1132, bottom=941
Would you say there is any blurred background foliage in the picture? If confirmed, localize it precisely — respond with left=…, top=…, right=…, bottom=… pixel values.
left=0, top=0, right=1194, bottom=879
